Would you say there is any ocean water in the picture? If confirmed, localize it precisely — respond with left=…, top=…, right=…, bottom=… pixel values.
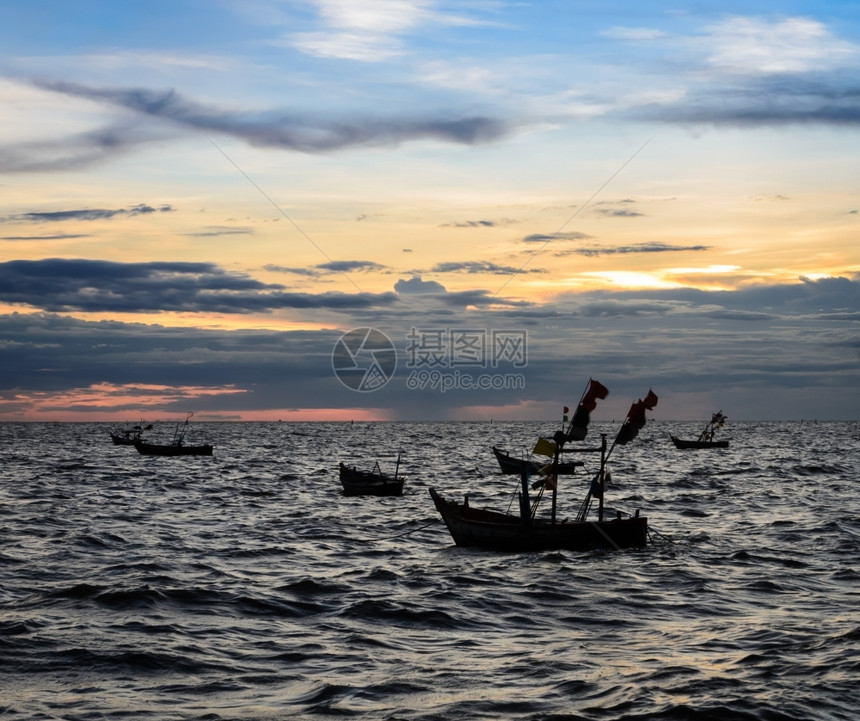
left=1, top=420, right=858, bottom=721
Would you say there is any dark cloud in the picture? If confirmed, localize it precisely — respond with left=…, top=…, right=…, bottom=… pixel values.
left=2, top=234, right=90, bottom=241
left=28, top=79, right=511, bottom=156
left=185, top=227, right=254, bottom=237
left=264, top=260, right=388, bottom=278
left=394, top=276, right=446, bottom=294
left=440, top=220, right=498, bottom=228
left=0, top=258, right=397, bottom=313
left=0, top=311, right=347, bottom=409
left=432, top=260, right=545, bottom=275
left=1, top=275, right=857, bottom=419
left=264, top=264, right=322, bottom=277
left=631, top=75, right=860, bottom=127
left=6, top=204, right=173, bottom=223
left=569, top=275, right=860, bottom=316
left=0, top=123, right=160, bottom=172
left=594, top=208, right=644, bottom=218
left=316, top=260, right=387, bottom=273
left=563, top=242, right=711, bottom=257
left=523, top=231, right=592, bottom=243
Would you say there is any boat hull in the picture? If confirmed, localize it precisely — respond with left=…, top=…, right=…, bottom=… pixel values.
left=110, top=432, right=138, bottom=446
left=492, top=446, right=583, bottom=475
left=429, top=488, right=647, bottom=552
left=339, top=463, right=404, bottom=496
left=133, top=440, right=213, bottom=456
left=670, top=435, right=729, bottom=449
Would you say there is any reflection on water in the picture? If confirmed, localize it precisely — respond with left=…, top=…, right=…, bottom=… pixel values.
left=0, top=420, right=858, bottom=720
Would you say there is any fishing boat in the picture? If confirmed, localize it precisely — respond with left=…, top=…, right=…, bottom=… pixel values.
left=133, top=439, right=214, bottom=456
left=132, top=414, right=213, bottom=456
left=339, top=453, right=404, bottom=496
left=110, top=423, right=152, bottom=445
left=492, top=446, right=583, bottom=475
left=430, top=382, right=658, bottom=552
left=670, top=411, right=729, bottom=449
left=111, top=431, right=138, bottom=446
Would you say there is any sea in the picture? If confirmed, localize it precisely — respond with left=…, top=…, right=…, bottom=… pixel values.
left=1, top=420, right=858, bottom=721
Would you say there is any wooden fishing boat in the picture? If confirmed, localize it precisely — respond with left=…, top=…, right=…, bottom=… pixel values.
left=670, top=411, right=729, bottom=449
left=432, top=436, right=646, bottom=551
left=492, top=446, right=583, bottom=475
left=339, top=454, right=404, bottom=496
left=110, top=423, right=152, bottom=445
left=430, top=382, right=657, bottom=553
left=132, top=414, right=212, bottom=456
left=133, top=439, right=213, bottom=456
left=670, top=435, right=728, bottom=449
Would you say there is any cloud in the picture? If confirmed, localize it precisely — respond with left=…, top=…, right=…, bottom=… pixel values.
left=0, top=258, right=398, bottom=313
left=431, top=260, right=545, bottom=275
left=0, top=123, right=162, bottom=173
left=26, top=79, right=510, bottom=158
left=562, top=242, right=712, bottom=257
left=440, top=219, right=497, bottom=228
left=6, top=204, right=174, bottom=223
left=264, top=264, right=322, bottom=277
left=594, top=208, right=645, bottom=218
left=633, top=75, right=860, bottom=126
left=287, top=0, right=490, bottom=62
left=523, top=231, right=592, bottom=243
left=703, top=17, right=856, bottom=75
left=316, top=260, right=388, bottom=273
left=1, top=275, right=858, bottom=420
left=264, top=260, right=388, bottom=279
left=185, top=227, right=254, bottom=237
left=2, top=234, right=91, bottom=241
left=394, top=275, right=446, bottom=294
left=577, top=274, right=860, bottom=316
left=0, top=311, right=353, bottom=414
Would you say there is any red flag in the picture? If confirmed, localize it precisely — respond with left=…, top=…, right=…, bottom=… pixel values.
left=581, top=378, right=609, bottom=412
left=567, top=379, right=609, bottom=440
left=626, top=400, right=647, bottom=428
left=615, top=393, right=655, bottom=446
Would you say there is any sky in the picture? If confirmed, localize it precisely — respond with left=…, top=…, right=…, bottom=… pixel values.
left=1, top=0, right=859, bottom=422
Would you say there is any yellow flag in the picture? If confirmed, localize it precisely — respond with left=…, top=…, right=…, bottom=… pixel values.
left=533, top=437, right=557, bottom=457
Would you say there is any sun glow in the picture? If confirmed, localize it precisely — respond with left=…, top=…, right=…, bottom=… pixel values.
left=581, top=271, right=681, bottom=289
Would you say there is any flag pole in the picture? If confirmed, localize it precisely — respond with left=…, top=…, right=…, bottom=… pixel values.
left=564, top=378, right=593, bottom=438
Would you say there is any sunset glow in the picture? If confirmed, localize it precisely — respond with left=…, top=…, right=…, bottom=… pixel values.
left=1, top=2, right=858, bottom=421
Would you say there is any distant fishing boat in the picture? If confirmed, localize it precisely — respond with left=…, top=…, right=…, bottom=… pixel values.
left=431, top=382, right=658, bottom=552
left=110, top=423, right=152, bottom=446
left=670, top=411, right=729, bottom=449
left=133, top=439, right=213, bottom=456
left=132, top=414, right=213, bottom=457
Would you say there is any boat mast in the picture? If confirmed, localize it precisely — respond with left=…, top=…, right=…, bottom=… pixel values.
left=597, top=433, right=607, bottom=522
left=551, top=443, right=559, bottom=524
left=519, top=468, right=532, bottom=525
